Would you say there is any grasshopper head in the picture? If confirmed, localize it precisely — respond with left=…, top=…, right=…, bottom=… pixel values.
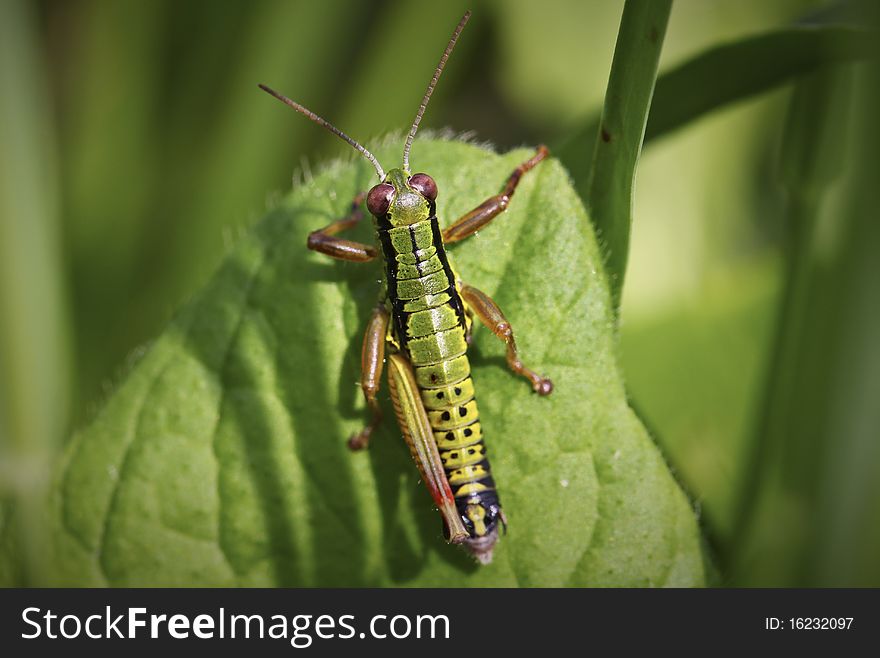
left=366, top=169, right=438, bottom=227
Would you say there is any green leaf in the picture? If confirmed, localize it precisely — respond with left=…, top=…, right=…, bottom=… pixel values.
left=43, top=138, right=704, bottom=586
left=582, top=0, right=672, bottom=314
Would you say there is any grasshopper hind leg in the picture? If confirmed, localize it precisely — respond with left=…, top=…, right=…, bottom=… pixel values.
left=386, top=354, right=469, bottom=543
left=460, top=284, right=553, bottom=396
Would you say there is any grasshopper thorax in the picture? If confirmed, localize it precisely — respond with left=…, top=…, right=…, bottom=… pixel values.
left=366, top=169, right=438, bottom=227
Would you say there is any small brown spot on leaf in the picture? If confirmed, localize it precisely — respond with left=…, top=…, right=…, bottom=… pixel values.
left=601, top=127, right=611, bottom=143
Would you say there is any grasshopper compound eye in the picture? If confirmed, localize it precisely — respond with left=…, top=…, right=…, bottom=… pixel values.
left=366, top=183, right=394, bottom=216
left=409, top=173, right=437, bottom=201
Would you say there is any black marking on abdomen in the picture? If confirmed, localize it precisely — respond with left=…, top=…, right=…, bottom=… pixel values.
left=430, top=217, right=467, bottom=329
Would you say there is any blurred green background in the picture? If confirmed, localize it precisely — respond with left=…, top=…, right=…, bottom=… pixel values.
left=0, top=0, right=877, bottom=586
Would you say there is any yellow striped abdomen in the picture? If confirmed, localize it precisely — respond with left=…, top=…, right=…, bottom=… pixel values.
left=378, top=216, right=503, bottom=542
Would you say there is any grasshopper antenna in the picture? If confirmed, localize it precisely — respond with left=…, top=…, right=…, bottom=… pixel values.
left=402, top=10, right=471, bottom=173
left=259, top=83, right=386, bottom=180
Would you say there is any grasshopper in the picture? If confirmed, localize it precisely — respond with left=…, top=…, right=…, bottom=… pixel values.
left=261, top=11, right=552, bottom=563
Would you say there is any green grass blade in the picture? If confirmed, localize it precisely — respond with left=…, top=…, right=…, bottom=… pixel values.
left=581, top=0, right=672, bottom=315
left=557, top=26, right=874, bottom=303
left=60, top=0, right=167, bottom=415
left=0, top=0, right=69, bottom=586
left=556, top=19, right=874, bottom=316
left=646, top=25, right=874, bottom=142
left=732, top=61, right=879, bottom=586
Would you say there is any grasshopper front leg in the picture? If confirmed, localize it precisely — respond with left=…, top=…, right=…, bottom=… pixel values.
left=308, top=192, right=378, bottom=262
left=442, top=146, right=548, bottom=244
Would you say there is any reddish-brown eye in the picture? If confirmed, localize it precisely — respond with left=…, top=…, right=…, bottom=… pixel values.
left=409, top=173, right=437, bottom=201
left=366, top=183, right=394, bottom=216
